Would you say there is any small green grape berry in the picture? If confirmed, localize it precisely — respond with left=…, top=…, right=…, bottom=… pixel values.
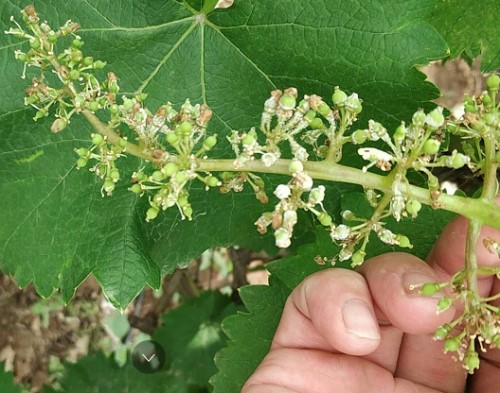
left=75, top=148, right=90, bottom=157
left=163, top=162, right=178, bottom=177
left=434, top=325, right=450, bottom=341
left=405, top=200, right=422, bottom=216
left=437, top=297, right=453, bottom=312
left=412, top=110, right=426, bottom=126
left=304, top=110, right=316, bottom=121
left=71, top=50, right=83, bottom=63
left=464, top=103, right=477, bottom=113
left=203, top=135, right=217, bottom=149
left=332, top=87, right=347, bottom=105
left=109, top=104, right=120, bottom=115
left=25, top=94, right=39, bottom=105
left=29, top=37, right=41, bottom=50
left=351, top=130, right=368, bottom=144
left=17, top=53, right=29, bottom=62
left=279, top=94, right=296, bottom=110
left=103, top=178, right=115, bottom=191
left=166, top=133, right=179, bottom=146
left=88, top=101, right=100, bottom=112
left=134, top=172, right=148, bottom=182
left=393, top=123, right=406, bottom=144
left=71, top=38, right=83, bottom=49
left=177, top=195, right=189, bottom=207
left=76, top=157, right=88, bottom=168
left=423, top=139, right=441, bottom=155
left=47, top=31, right=58, bottom=43
left=178, top=121, right=193, bottom=136
left=482, top=94, right=493, bottom=107
left=351, top=250, right=366, bottom=266
left=152, top=171, right=166, bottom=182
left=420, top=283, right=440, bottom=296
left=183, top=205, right=193, bottom=220
left=83, top=56, right=94, bottom=66
left=110, top=169, right=120, bottom=181
left=318, top=212, right=332, bottom=226
left=130, top=184, right=142, bottom=194
left=396, top=235, right=412, bottom=248
left=206, top=176, right=219, bottom=187
left=317, top=102, right=332, bottom=117
left=486, top=74, right=500, bottom=91
left=242, top=134, right=256, bottom=146
left=464, top=350, right=480, bottom=372
left=91, top=133, right=104, bottom=146
left=309, top=118, right=325, bottom=130
left=444, top=337, right=461, bottom=352
left=93, top=60, right=106, bottom=69
left=449, top=153, right=468, bottom=169
left=69, top=69, right=80, bottom=80
left=146, top=206, right=160, bottom=221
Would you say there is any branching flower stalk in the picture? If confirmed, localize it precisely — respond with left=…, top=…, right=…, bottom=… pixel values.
left=6, top=6, right=500, bottom=373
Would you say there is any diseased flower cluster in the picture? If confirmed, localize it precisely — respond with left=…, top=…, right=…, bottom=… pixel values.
left=255, top=160, right=331, bottom=248
left=415, top=264, right=500, bottom=373
left=7, top=7, right=500, bottom=374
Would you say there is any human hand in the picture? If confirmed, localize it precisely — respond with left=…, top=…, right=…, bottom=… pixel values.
left=242, top=215, right=500, bottom=392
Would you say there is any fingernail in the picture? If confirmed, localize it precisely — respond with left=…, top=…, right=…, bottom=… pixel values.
left=403, top=271, right=439, bottom=296
left=342, top=299, right=380, bottom=340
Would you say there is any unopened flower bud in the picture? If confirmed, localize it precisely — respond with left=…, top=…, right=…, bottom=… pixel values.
left=420, top=283, right=441, bottom=296
left=318, top=212, right=332, bottom=227
left=425, top=108, right=445, bottom=129
left=437, top=297, right=453, bottom=312
left=279, top=94, right=296, bottom=110
left=423, top=139, right=441, bottom=155
left=332, top=87, right=347, bottom=105
left=486, top=74, right=500, bottom=91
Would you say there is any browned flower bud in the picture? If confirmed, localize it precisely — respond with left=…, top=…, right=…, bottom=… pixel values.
left=24, top=5, right=39, bottom=23
left=283, top=87, right=298, bottom=98
left=51, top=118, right=68, bottom=133
left=197, top=105, right=213, bottom=126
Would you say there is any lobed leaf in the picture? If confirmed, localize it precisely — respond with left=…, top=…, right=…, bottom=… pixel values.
left=0, top=0, right=451, bottom=307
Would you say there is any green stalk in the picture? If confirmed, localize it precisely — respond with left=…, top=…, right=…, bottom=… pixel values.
left=197, top=158, right=500, bottom=229
left=81, top=111, right=500, bottom=229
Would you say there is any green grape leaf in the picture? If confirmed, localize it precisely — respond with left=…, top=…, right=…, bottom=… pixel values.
left=0, top=364, right=23, bottom=393
left=429, top=0, right=500, bottom=72
left=153, top=291, right=241, bottom=392
left=0, top=0, right=451, bottom=307
left=211, top=278, right=290, bottom=393
left=40, top=352, right=167, bottom=393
